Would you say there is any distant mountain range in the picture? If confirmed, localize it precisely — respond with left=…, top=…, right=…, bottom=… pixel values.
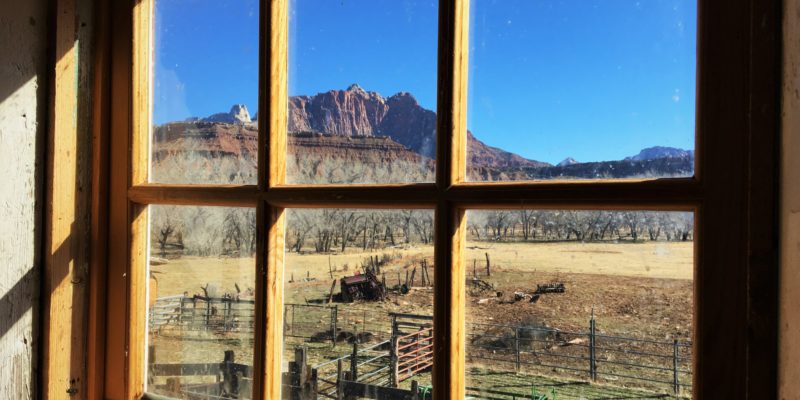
left=156, top=85, right=694, bottom=183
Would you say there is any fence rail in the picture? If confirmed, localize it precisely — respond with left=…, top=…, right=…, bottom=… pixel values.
left=149, top=295, right=256, bottom=334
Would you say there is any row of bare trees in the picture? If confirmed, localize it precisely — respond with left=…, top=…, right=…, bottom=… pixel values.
left=469, top=210, right=694, bottom=243
left=151, top=206, right=692, bottom=258
left=286, top=209, right=434, bottom=254
left=151, top=206, right=256, bottom=257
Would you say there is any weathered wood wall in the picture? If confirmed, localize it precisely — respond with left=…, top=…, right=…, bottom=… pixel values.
left=43, top=0, right=96, bottom=398
left=780, top=1, right=800, bottom=399
left=0, top=0, right=49, bottom=398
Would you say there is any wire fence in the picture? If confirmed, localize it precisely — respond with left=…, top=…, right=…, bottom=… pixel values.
left=466, top=318, right=692, bottom=394
left=149, top=299, right=693, bottom=396
left=149, top=295, right=256, bottom=334
left=282, top=303, right=392, bottom=345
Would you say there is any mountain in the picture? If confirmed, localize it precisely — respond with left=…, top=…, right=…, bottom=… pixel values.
left=558, top=157, right=579, bottom=167
left=287, top=84, right=549, bottom=168
left=203, top=104, right=252, bottom=124
left=625, top=146, right=693, bottom=161
left=154, top=86, right=694, bottom=183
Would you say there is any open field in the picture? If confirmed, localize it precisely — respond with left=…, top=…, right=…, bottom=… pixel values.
left=148, top=240, right=693, bottom=398
left=465, top=241, right=693, bottom=280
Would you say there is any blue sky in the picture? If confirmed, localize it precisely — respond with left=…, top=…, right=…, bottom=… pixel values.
left=154, top=0, right=696, bottom=164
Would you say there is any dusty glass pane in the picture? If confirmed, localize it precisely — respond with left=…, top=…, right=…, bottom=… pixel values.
left=467, top=1, right=697, bottom=181
left=151, top=0, right=259, bottom=184
left=281, top=209, right=435, bottom=399
left=465, top=210, right=694, bottom=398
left=146, top=205, right=256, bottom=399
left=286, top=0, right=438, bottom=184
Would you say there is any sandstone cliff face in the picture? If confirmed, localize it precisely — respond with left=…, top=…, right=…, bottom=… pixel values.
left=288, top=84, right=390, bottom=137
left=286, top=84, right=548, bottom=167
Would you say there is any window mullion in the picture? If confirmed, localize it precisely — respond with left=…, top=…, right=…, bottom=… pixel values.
left=268, top=0, right=288, bottom=189
left=434, top=0, right=470, bottom=398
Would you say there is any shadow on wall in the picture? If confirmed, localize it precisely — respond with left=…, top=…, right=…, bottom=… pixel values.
left=0, top=0, right=49, bottom=398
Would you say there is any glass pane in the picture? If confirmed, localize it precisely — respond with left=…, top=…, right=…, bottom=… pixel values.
left=282, top=209, right=435, bottom=399
left=467, top=1, right=697, bottom=181
left=465, top=210, right=694, bottom=398
left=151, top=0, right=259, bottom=184
left=286, top=0, right=438, bottom=184
left=146, top=205, right=256, bottom=399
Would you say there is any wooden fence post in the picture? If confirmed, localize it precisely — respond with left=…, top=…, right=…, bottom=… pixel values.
left=673, top=339, right=680, bottom=394
left=350, top=341, right=359, bottom=382
left=336, top=359, right=344, bottom=400
left=514, top=327, right=521, bottom=373
left=331, top=305, right=338, bottom=348
left=589, top=313, right=597, bottom=381
left=410, top=381, right=419, bottom=400
left=390, top=315, right=398, bottom=388
left=148, top=345, right=156, bottom=386
left=485, top=252, right=491, bottom=276
left=221, top=350, right=239, bottom=396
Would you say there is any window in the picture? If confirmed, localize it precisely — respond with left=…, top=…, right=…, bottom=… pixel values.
left=95, top=0, right=781, bottom=399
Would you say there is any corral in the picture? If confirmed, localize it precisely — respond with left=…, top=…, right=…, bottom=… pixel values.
left=147, top=240, right=693, bottom=399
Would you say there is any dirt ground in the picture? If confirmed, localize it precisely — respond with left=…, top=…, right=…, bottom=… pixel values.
left=148, top=240, right=694, bottom=397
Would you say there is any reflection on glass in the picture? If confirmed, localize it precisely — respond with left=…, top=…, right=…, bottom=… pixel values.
left=286, top=0, right=438, bottom=184
left=282, top=209, right=435, bottom=399
left=465, top=210, right=694, bottom=398
left=151, top=0, right=259, bottom=184
left=467, top=0, right=697, bottom=181
left=146, top=205, right=256, bottom=399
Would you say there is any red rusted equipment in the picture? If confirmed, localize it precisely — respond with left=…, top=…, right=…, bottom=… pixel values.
left=339, top=270, right=386, bottom=302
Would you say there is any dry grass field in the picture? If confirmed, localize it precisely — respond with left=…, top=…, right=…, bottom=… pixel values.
left=148, top=240, right=694, bottom=398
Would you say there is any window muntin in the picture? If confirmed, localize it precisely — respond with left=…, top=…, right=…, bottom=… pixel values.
left=285, top=0, right=439, bottom=185
left=466, top=0, right=697, bottom=182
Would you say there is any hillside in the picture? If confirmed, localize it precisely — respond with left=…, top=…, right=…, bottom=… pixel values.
left=152, top=86, right=694, bottom=184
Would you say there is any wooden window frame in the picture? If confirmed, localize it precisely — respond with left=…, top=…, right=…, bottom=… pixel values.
left=83, top=0, right=781, bottom=399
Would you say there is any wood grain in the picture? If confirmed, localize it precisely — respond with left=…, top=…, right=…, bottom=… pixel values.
left=268, top=0, right=288, bottom=188
left=264, top=206, right=286, bottom=399
left=43, top=0, right=92, bottom=397
left=87, top=0, right=111, bottom=397
left=128, top=184, right=260, bottom=207
left=105, top=0, right=133, bottom=396
left=101, top=0, right=783, bottom=399
left=127, top=1, right=154, bottom=397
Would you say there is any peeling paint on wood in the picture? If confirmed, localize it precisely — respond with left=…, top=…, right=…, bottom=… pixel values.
left=0, top=0, right=48, bottom=399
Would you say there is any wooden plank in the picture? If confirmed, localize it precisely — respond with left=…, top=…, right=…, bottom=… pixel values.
left=127, top=203, right=148, bottom=399
left=264, top=184, right=438, bottom=208
left=128, top=181, right=702, bottom=209
left=43, top=0, right=93, bottom=397
left=105, top=0, right=133, bottom=396
left=0, top=0, right=48, bottom=398
left=450, top=0, right=469, bottom=186
left=251, top=200, right=268, bottom=400
left=257, top=0, right=268, bottom=190
left=268, top=0, right=288, bottom=187
left=131, top=0, right=152, bottom=187
left=745, top=0, right=781, bottom=398
left=88, top=0, right=111, bottom=397
left=780, top=1, right=800, bottom=398
left=693, top=0, right=755, bottom=397
left=127, top=1, right=154, bottom=397
left=128, top=184, right=260, bottom=207
left=264, top=205, right=286, bottom=399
